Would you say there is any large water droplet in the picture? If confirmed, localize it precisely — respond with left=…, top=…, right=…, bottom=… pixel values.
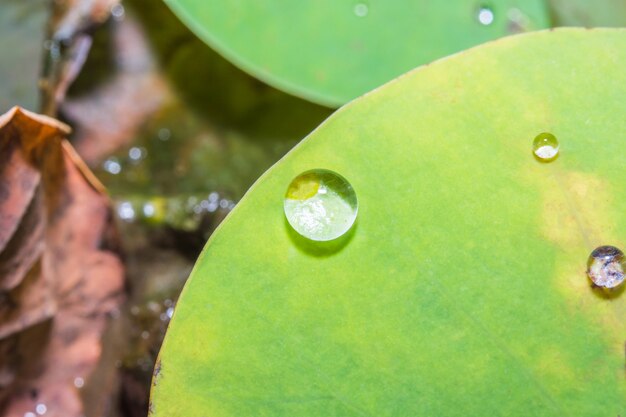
left=476, top=5, right=495, bottom=26
left=532, top=132, right=559, bottom=161
left=587, top=245, right=625, bottom=289
left=284, top=169, right=357, bottom=241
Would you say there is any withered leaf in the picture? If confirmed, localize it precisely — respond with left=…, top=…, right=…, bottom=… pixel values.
left=0, top=107, right=124, bottom=417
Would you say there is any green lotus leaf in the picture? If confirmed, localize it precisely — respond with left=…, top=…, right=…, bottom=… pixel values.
left=163, top=0, right=550, bottom=106
left=151, top=28, right=626, bottom=416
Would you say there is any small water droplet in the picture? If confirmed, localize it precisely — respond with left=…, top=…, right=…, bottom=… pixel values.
left=166, top=307, right=174, bottom=319
left=353, top=2, right=369, bottom=17
left=284, top=169, right=357, bottom=241
left=141, top=331, right=150, bottom=340
left=117, top=201, right=136, bottom=222
left=157, top=128, right=171, bottom=141
left=110, top=4, right=125, bottom=21
left=142, top=203, right=156, bottom=218
left=532, top=132, right=559, bottom=161
left=587, top=246, right=625, bottom=289
left=476, top=5, right=495, bottom=26
left=35, top=404, right=47, bottom=415
left=103, top=157, right=122, bottom=175
left=219, top=199, right=229, bottom=209
left=208, top=192, right=219, bottom=203
left=74, top=377, right=85, bottom=388
left=128, top=146, right=146, bottom=162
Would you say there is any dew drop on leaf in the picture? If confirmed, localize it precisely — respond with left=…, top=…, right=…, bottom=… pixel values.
left=353, top=2, right=369, bottom=17
left=587, top=245, right=625, bottom=289
left=284, top=169, right=357, bottom=241
left=532, top=132, right=559, bottom=161
left=477, top=5, right=495, bottom=26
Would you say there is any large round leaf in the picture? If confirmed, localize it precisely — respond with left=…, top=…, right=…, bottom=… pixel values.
left=151, top=29, right=626, bottom=416
left=163, top=0, right=550, bottom=106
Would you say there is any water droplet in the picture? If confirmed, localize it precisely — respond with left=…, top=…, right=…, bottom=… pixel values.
left=141, top=331, right=150, bottom=340
left=476, top=5, right=495, bottom=26
left=166, top=307, right=174, bottom=319
left=219, top=199, right=229, bottom=209
left=142, top=203, right=155, bottom=218
left=24, top=413, right=36, bottom=417
left=532, top=132, right=559, bottom=161
left=157, top=128, right=171, bottom=141
left=74, top=377, right=85, bottom=388
left=103, top=157, right=122, bottom=175
left=284, top=169, right=357, bottom=241
left=35, top=404, right=47, bottom=415
left=117, top=201, right=136, bottom=222
left=128, top=146, right=146, bottom=162
left=354, top=2, right=369, bottom=17
left=587, top=246, right=625, bottom=289
left=110, top=4, right=125, bottom=21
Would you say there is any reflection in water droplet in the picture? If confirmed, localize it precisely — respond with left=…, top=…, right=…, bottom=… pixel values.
left=74, top=377, right=85, bottom=388
left=587, top=246, right=625, bottom=289
left=35, top=404, right=47, bottom=415
left=532, top=132, right=559, bottom=161
left=477, top=5, right=495, bottom=26
left=354, top=2, right=369, bottom=17
left=103, top=158, right=122, bottom=175
left=284, top=169, right=357, bottom=241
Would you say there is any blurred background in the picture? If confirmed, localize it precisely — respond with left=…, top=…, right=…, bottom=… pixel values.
left=0, top=0, right=624, bottom=416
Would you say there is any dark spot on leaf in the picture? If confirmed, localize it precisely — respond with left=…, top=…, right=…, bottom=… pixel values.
left=152, top=359, right=162, bottom=386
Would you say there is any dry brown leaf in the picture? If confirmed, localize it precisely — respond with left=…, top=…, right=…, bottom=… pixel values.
left=0, top=107, right=125, bottom=417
